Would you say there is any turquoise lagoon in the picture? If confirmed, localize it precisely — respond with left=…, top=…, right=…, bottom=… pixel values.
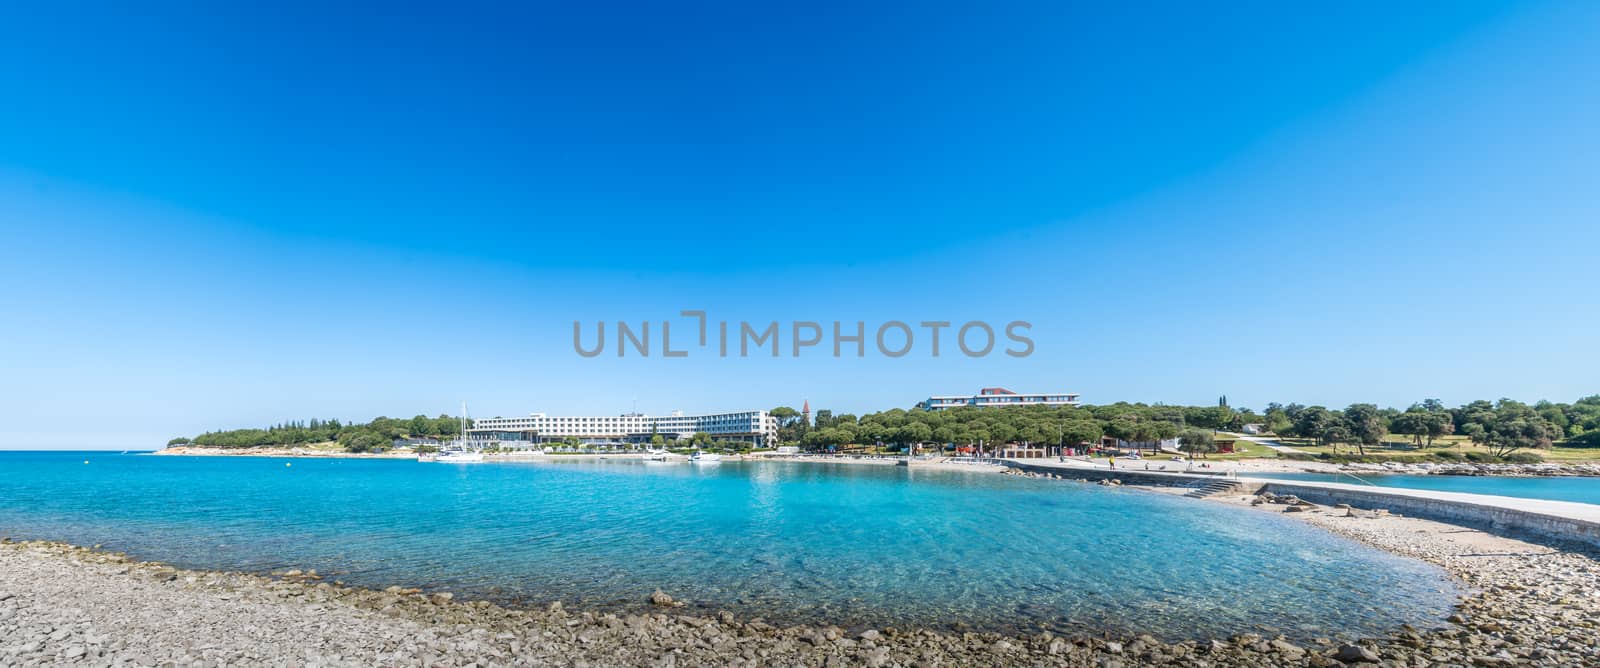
left=0, top=452, right=1456, bottom=640
left=1245, top=471, right=1600, bottom=505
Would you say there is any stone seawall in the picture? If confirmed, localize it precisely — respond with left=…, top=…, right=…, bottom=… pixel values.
left=999, top=460, right=1262, bottom=491
left=991, top=458, right=1600, bottom=551
left=1258, top=482, right=1600, bottom=550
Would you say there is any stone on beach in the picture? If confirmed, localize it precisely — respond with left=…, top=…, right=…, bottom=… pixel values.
left=1335, top=643, right=1380, bottom=663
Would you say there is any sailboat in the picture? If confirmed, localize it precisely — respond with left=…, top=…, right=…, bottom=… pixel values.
left=428, top=402, right=484, bottom=463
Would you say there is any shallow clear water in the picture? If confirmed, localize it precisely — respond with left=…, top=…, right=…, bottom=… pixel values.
left=1245, top=471, right=1600, bottom=505
left=0, top=452, right=1456, bottom=640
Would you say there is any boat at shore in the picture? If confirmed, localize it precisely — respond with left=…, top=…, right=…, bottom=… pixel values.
left=689, top=451, right=722, bottom=463
left=425, top=403, right=484, bottom=463
left=431, top=447, right=484, bottom=463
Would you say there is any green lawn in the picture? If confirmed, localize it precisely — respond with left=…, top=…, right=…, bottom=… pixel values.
left=1259, top=434, right=1600, bottom=464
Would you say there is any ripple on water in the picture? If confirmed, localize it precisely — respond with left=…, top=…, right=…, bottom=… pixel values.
left=0, top=453, right=1458, bottom=640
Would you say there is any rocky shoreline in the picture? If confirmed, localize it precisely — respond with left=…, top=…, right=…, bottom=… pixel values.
left=6, top=465, right=1600, bottom=665
left=152, top=446, right=417, bottom=459
left=1212, top=494, right=1600, bottom=666
left=6, top=490, right=1600, bottom=668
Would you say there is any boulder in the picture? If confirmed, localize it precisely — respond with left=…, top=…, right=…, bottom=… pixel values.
left=1270, top=638, right=1306, bottom=658
left=649, top=589, right=674, bottom=607
left=1335, top=644, right=1380, bottom=663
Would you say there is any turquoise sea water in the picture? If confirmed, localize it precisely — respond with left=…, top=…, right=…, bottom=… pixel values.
left=0, top=452, right=1456, bottom=640
left=1245, top=471, right=1600, bottom=505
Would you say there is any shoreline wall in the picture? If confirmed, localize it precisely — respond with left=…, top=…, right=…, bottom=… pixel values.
left=999, top=460, right=1252, bottom=488
left=996, top=459, right=1600, bottom=551
left=1258, top=482, right=1600, bottom=550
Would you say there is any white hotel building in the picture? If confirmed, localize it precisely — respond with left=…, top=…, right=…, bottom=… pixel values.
left=470, top=410, right=779, bottom=448
left=916, top=387, right=1081, bottom=411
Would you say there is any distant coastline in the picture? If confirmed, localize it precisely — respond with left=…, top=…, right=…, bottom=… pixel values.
left=148, top=445, right=1600, bottom=479
left=147, top=446, right=1010, bottom=472
left=152, top=445, right=418, bottom=459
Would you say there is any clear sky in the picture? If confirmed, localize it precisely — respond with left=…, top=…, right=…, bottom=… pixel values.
left=2, top=2, right=1597, bottom=448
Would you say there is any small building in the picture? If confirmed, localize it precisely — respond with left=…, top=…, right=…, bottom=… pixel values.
left=1215, top=438, right=1238, bottom=454
left=1100, top=436, right=1180, bottom=453
left=999, top=443, right=1047, bottom=458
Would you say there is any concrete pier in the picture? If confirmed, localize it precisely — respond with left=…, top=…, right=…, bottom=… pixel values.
left=1000, top=458, right=1600, bottom=550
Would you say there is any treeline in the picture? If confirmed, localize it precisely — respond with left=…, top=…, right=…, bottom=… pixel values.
left=170, top=415, right=468, bottom=453
left=770, top=403, right=1211, bottom=452
left=1267, top=397, right=1600, bottom=456
left=771, top=395, right=1600, bottom=458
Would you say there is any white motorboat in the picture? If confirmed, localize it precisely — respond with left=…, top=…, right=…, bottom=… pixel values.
left=644, top=448, right=672, bottom=461
left=689, top=450, right=723, bottom=463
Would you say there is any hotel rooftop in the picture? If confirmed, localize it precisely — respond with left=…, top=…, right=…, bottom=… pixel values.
left=916, top=387, right=1080, bottom=411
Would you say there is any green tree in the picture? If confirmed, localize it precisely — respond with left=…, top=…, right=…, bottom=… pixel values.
left=1393, top=404, right=1456, bottom=448
left=344, top=432, right=388, bottom=454
left=1061, top=421, right=1103, bottom=450
left=814, top=409, right=835, bottom=429
left=1290, top=407, right=1335, bottom=445
left=1178, top=428, right=1217, bottom=460
left=1391, top=410, right=1427, bottom=447
left=1343, top=403, right=1388, bottom=456
left=1183, top=406, right=1234, bottom=430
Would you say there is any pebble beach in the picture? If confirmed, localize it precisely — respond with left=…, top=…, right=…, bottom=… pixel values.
left=5, top=476, right=1600, bottom=667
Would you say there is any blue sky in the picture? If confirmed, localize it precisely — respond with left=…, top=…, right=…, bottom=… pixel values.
left=2, top=2, right=1597, bottom=448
